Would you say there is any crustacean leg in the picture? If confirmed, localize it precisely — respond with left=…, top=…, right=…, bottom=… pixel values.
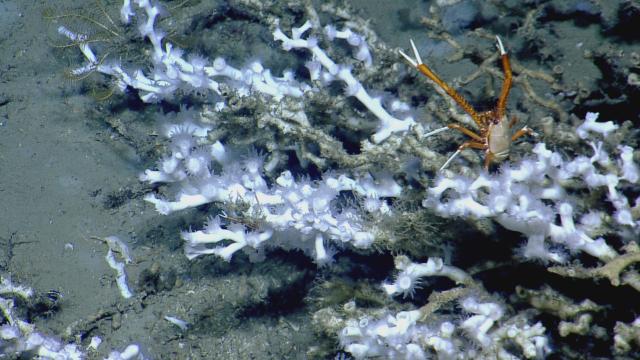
left=511, top=126, right=536, bottom=142
left=441, top=140, right=486, bottom=171
left=400, top=39, right=486, bottom=129
left=495, top=36, right=512, bottom=119
left=484, top=152, right=495, bottom=169
left=446, top=123, right=483, bottom=142
left=508, top=116, right=538, bottom=142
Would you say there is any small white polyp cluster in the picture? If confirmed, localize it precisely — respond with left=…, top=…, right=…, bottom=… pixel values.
left=339, top=308, right=427, bottom=359
left=338, top=257, right=551, bottom=359
left=62, top=0, right=309, bottom=104
left=60, top=0, right=422, bottom=263
left=61, top=0, right=414, bottom=144
left=103, top=235, right=134, bottom=299
left=140, top=114, right=401, bottom=264
left=273, top=20, right=415, bottom=143
left=425, top=112, right=638, bottom=263
left=0, top=277, right=80, bottom=359
left=382, top=255, right=471, bottom=298
left=460, top=297, right=550, bottom=359
left=339, top=296, right=550, bottom=359
left=0, top=276, right=144, bottom=359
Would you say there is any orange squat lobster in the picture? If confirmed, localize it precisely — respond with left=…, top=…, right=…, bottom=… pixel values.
left=400, top=36, right=535, bottom=171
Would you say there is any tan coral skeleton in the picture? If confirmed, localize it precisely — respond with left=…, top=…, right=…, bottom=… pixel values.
left=400, top=36, right=535, bottom=171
